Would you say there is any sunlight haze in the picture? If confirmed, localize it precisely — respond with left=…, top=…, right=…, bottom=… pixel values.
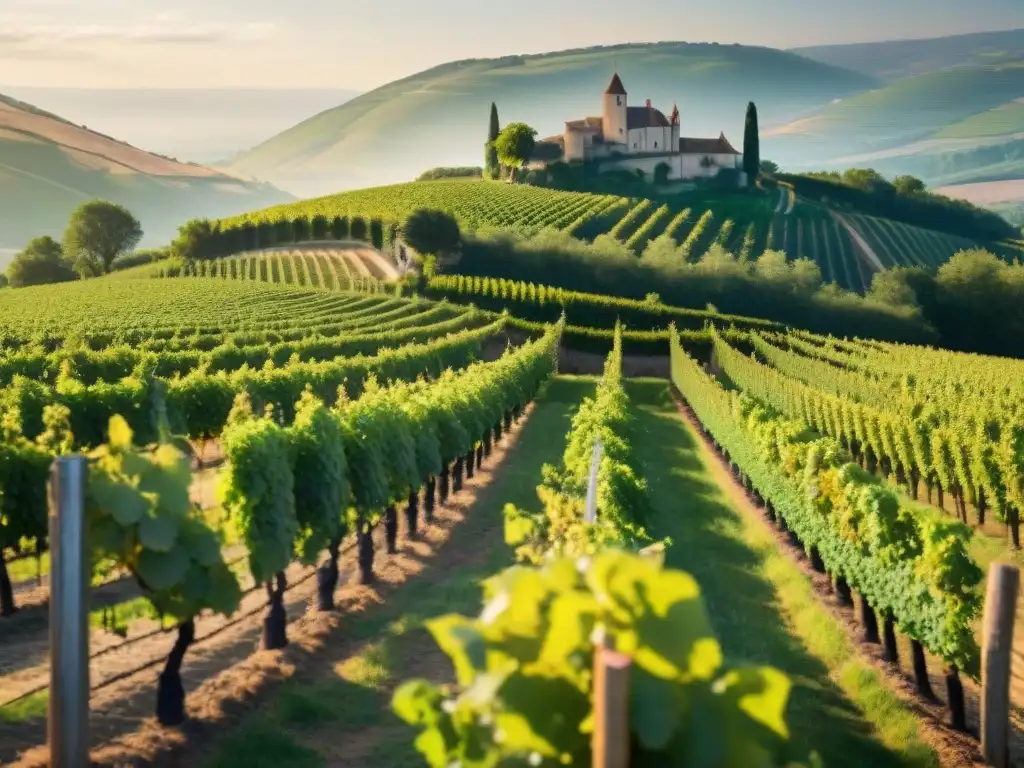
left=2, top=0, right=1021, bottom=90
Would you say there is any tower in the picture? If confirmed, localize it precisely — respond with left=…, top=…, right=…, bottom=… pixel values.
left=602, top=73, right=627, bottom=145
left=670, top=104, right=680, bottom=153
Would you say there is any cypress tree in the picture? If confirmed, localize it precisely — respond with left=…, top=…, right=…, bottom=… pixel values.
left=743, top=102, right=760, bottom=187
left=485, top=103, right=501, bottom=180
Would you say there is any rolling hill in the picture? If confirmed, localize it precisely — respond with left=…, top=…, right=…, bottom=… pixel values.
left=762, top=62, right=1024, bottom=170
left=0, top=93, right=293, bottom=251
left=228, top=42, right=876, bottom=198
left=214, top=180, right=1018, bottom=294
left=791, top=27, right=1024, bottom=80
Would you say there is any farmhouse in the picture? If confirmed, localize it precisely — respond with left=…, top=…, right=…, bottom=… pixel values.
left=533, top=73, right=744, bottom=183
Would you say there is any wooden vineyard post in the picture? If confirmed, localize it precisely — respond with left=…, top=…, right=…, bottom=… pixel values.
left=592, top=644, right=631, bottom=768
left=982, top=564, right=1019, bottom=768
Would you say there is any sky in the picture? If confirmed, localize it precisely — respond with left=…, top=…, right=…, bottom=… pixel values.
left=2, top=0, right=1023, bottom=91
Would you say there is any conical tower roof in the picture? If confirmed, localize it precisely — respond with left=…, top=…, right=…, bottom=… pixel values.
left=605, top=73, right=626, bottom=95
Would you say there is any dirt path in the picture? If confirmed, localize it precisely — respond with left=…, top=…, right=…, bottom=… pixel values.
left=1, top=401, right=545, bottom=768
left=665, top=386, right=994, bottom=767
left=197, top=377, right=596, bottom=768
left=831, top=210, right=885, bottom=272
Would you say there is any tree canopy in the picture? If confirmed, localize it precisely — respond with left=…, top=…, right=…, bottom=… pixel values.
left=63, top=200, right=143, bottom=276
left=64, top=201, right=143, bottom=280
left=485, top=103, right=501, bottom=180
left=493, top=123, right=538, bottom=180
left=401, top=209, right=461, bottom=256
left=742, top=102, right=760, bottom=185
left=6, top=236, right=78, bottom=288
left=171, top=218, right=219, bottom=262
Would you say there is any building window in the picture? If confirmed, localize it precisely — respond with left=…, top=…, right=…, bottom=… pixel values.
left=616, top=96, right=621, bottom=106
left=619, top=128, right=623, bottom=134
left=633, top=143, right=637, bottom=149
left=654, top=141, right=658, bottom=148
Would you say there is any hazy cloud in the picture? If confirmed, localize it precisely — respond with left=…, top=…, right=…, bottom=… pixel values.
left=0, top=20, right=278, bottom=46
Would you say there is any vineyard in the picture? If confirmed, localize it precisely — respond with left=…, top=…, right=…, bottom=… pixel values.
left=212, top=181, right=1011, bottom=296
left=1, top=269, right=1023, bottom=766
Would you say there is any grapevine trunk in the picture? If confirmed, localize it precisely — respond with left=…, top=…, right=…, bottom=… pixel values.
left=425, top=476, right=436, bottom=522
left=405, top=490, right=419, bottom=540
left=0, top=560, right=16, bottom=617
left=859, top=594, right=880, bottom=644
left=358, top=524, right=375, bottom=584
left=1009, top=506, right=1021, bottom=550
left=440, top=465, right=450, bottom=504
left=946, top=665, right=967, bottom=731
left=454, top=456, right=464, bottom=491
left=384, top=505, right=398, bottom=554
left=476, top=444, right=484, bottom=470
left=156, top=619, right=196, bottom=726
left=465, top=451, right=475, bottom=480
left=316, top=539, right=342, bottom=611
left=262, top=572, right=288, bottom=650
left=911, top=640, right=935, bottom=700
left=882, top=614, right=899, bottom=664
left=835, top=576, right=853, bottom=607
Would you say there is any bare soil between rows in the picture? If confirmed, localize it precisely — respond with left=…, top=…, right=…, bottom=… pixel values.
left=0, top=406, right=534, bottom=768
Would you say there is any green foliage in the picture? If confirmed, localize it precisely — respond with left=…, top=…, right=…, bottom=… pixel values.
left=393, top=549, right=801, bottom=767
left=672, top=328, right=983, bottom=672
left=402, top=208, right=461, bottom=256
left=288, top=389, right=350, bottom=563
left=418, top=167, right=484, bottom=182
left=743, top=102, right=761, bottom=184
left=485, top=102, right=501, bottom=180
left=220, top=413, right=297, bottom=583
left=63, top=200, right=143, bottom=276
left=508, top=326, right=656, bottom=563
left=6, top=236, right=77, bottom=288
left=171, top=219, right=219, bottom=262
left=87, top=416, right=242, bottom=621
left=493, top=123, right=538, bottom=176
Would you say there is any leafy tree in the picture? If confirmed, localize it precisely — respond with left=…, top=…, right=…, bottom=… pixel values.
left=760, top=159, right=780, bottom=174
left=743, top=102, right=760, bottom=185
left=485, top=102, right=501, bottom=180
left=401, top=209, right=461, bottom=256
left=171, top=219, right=219, bottom=262
left=0, top=274, right=7, bottom=288
left=63, top=200, right=143, bottom=276
left=654, top=162, right=671, bottom=185
left=6, top=236, right=77, bottom=287
left=493, top=122, right=537, bottom=181
left=894, top=175, right=927, bottom=196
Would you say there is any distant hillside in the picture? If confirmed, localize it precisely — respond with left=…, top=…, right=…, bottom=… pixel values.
left=228, top=42, right=875, bottom=197
left=215, top=180, right=1019, bottom=294
left=762, top=62, right=1024, bottom=181
left=0, top=93, right=294, bottom=249
left=0, top=86, right=361, bottom=164
left=792, top=28, right=1024, bottom=80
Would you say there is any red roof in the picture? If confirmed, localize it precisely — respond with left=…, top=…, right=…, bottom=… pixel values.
left=627, top=106, right=670, bottom=129
left=604, top=73, right=627, bottom=95
left=678, top=133, right=740, bottom=155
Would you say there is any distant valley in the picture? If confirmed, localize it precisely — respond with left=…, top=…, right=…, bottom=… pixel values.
left=0, top=87, right=360, bottom=164
left=0, top=92, right=296, bottom=249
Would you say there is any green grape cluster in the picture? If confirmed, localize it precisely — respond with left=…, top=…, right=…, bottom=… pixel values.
left=87, top=416, right=241, bottom=621
left=671, top=327, right=982, bottom=673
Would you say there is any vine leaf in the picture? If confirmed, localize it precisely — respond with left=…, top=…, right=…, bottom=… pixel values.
left=137, top=547, right=190, bottom=591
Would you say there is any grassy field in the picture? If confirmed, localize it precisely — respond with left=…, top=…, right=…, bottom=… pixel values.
left=199, top=377, right=939, bottom=767
left=934, top=99, right=1024, bottom=139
